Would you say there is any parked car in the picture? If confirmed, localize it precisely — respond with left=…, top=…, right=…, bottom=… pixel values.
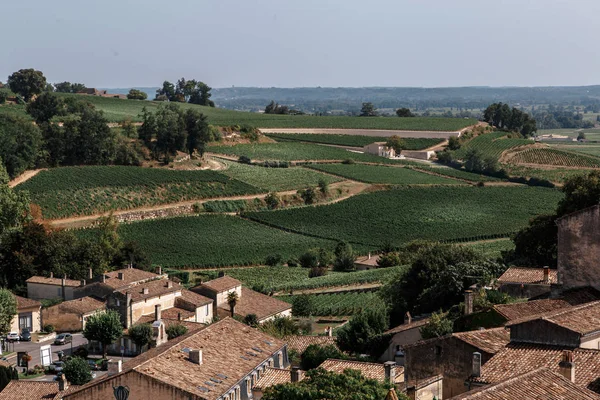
left=6, top=332, right=19, bottom=342
left=54, top=333, right=72, bottom=345
left=49, top=361, right=65, bottom=373
left=20, top=328, right=31, bottom=342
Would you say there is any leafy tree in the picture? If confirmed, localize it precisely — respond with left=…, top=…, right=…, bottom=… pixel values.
left=419, top=311, right=453, bottom=339
left=154, top=104, right=186, bottom=162
left=447, top=136, right=461, bottom=150
left=463, top=148, right=501, bottom=175
left=259, top=316, right=303, bottom=338
left=396, top=108, right=414, bottom=117
left=317, top=178, right=328, bottom=195
left=264, top=192, right=280, bottom=210
left=0, top=91, right=7, bottom=104
left=0, top=115, right=43, bottom=178
left=0, top=365, right=18, bottom=391
left=336, top=308, right=388, bottom=355
left=189, top=81, right=215, bottom=107
left=63, top=357, right=92, bottom=385
left=360, top=102, right=377, bottom=117
left=61, top=108, right=117, bottom=165
left=227, top=291, right=239, bottom=317
left=578, top=131, right=586, bottom=141
left=138, top=107, right=157, bottom=147
left=0, top=161, right=30, bottom=237
left=265, top=254, right=284, bottom=266
left=299, top=187, right=316, bottom=205
left=243, top=314, right=259, bottom=327
left=380, top=243, right=482, bottom=324
left=71, top=83, right=86, bottom=93
left=7, top=69, right=47, bottom=101
left=155, top=81, right=176, bottom=101
left=264, top=101, right=290, bottom=115
left=301, top=344, right=345, bottom=370
left=385, top=135, right=406, bottom=154
left=184, top=109, right=210, bottom=157
left=291, top=294, right=313, bottom=317
left=299, top=251, right=319, bottom=269
left=333, top=241, right=355, bottom=272
left=127, top=89, right=147, bottom=100
left=128, top=323, right=153, bottom=354
left=263, top=367, right=404, bottom=400
left=26, top=92, right=63, bottom=123
left=83, top=310, right=123, bottom=358
left=0, top=289, right=17, bottom=336
left=165, top=324, right=188, bottom=339
left=376, top=252, right=401, bottom=268
left=483, top=103, right=537, bottom=137
left=54, top=82, right=73, bottom=93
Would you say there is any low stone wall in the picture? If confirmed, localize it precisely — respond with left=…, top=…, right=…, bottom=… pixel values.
left=402, top=150, right=435, bottom=160
left=115, top=205, right=196, bottom=224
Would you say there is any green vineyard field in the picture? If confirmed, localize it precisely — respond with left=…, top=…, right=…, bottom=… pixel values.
left=308, top=164, right=463, bottom=185
left=510, top=147, right=600, bottom=168
left=267, top=133, right=443, bottom=149
left=16, top=166, right=262, bottom=219
left=454, top=132, right=532, bottom=160
left=278, top=291, right=387, bottom=316
left=244, top=186, right=563, bottom=247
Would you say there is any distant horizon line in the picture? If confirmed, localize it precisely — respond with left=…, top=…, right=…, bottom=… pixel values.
left=97, top=84, right=600, bottom=90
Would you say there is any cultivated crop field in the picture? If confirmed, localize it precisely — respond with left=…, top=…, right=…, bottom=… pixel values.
left=267, top=133, right=444, bottom=149
left=111, top=214, right=337, bottom=268
left=454, top=132, right=533, bottom=160
left=308, top=164, right=463, bottom=185
left=0, top=94, right=475, bottom=130
left=244, top=186, right=563, bottom=247
left=195, top=265, right=404, bottom=292
left=208, top=142, right=416, bottom=164
left=463, top=239, right=515, bottom=259
left=510, top=147, right=600, bottom=168
left=278, top=291, right=386, bottom=316
left=220, top=161, right=342, bottom=191
left=17, top=166, right=262, bottom=219
left=409, top=166, right=502, bottom=182
left=503, top=165, right=592, bottom=183
left=551, top=144, right=600, bottom=158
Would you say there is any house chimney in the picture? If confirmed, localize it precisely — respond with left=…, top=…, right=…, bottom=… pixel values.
left=156, top=266, right=162, bottom=275
left=464, top=290, right=474, bottom=315
left=559, top=350, right=575, bottom=382
left=404, top=311, right=412, bottom=325
left=50, top=272, right=53, bottom=279
left=80, top=279, right=86, bottom=287
left=368, top=252, right=371, bottom=260
left=189, top=349, right=203, bottom=365
left=107, top=359, right=122, bottom=376
left=472, top=352, right=482, bottom=377
left=155, top=304, right=161, bottom=321
left=167, top=281, right=173, bottom=289
left=543, top=266, right=550, bottom=284
left=384, top=361, right=396, bottom=385
left=88, top=268, right=93, bottom=280
left=326, top=326, right=333, bottom=337
left=58, top=373, right=68, bottom=391
left=118, top=272, right=124, bottom=280
left=142, top=287, right=149, bottom=295
left=62, top=276, right=67, bottom=300
left=102, top=273, right=107, bottom=283
left=178, top=312, right=182, bottom=321
left=291, top=366, right=303, bottom=383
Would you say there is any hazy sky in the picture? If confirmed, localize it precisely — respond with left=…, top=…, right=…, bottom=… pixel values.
left=3, top=0, right=599, bottom=88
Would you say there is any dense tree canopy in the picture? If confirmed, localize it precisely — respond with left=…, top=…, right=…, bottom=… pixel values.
left=336, top=308, right=388, bottom=355
left=483, top=103, right=537, bottom=137
left=0, top=289, right=17, bottom=336
left=0, top=161, right=29, bottom=236
left=396, top=108, right=414, bottom=117
left=155, top=78, right=215, bottom=106
left=263, top=368, right=405, bottom=400
left=54, top=82, right=86, bottom=93
left=0, top=115, right=43, bottom=178
left=7, top=69, right=47, bottom=101
left=360, top=102, right=377, bottom=117
left=83, top=310, right=123, bottom=358
left=301, top=344, right=345, bottom=370
left=127, top=89, right=148, bottom=100
left=63, top=357, right=92, bottom=385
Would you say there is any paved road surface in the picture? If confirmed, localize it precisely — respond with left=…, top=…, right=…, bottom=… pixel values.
left=1, top=333, right=88, bottom=369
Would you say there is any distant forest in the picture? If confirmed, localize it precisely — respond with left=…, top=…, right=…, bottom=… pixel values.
left=207, top=86, right=600, bottom=114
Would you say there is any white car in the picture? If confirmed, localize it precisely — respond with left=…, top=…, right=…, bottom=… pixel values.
left=6, top=332, right=19, bottom=342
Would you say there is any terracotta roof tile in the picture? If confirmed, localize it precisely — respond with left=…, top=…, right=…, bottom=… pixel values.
left=100, top=268, right=160, bottom=289
left=319, top=359, right=404, bottom=384
left=560, top=287, right=600, bottom=305
left=161, top=306, right=195, bottom=320
left=133, top=316, right=206, bottom=334
left=200, top=276, right=242, bottom=293
left=26, top=276, right=81, bottom=287
left=14, top=294, right=41, bottom=310
left=453, top=368, right=600, bottom=399
left=385, top=319, right=430, bottom=335
left=497, top=267, right=557, bottom=285
left=473, top=344, right=600, bottom=393
left=452, top=328, right=510, bottom=354
left=494, top=299, right=572, bottom=321
left=177, top=289, right=213, bottom=308
left=284, top=335, right=338, bottom=354
left=253, top=367, right=295, bottom=390
left=116, top=278, right=181, bottom=302
left=0, top=380, right=80, bottom=399
left=507, top=300, right=600, bottom=336
left=55, top=297, right=105, bottom=315
left=217, top=288, right=291, bottom=321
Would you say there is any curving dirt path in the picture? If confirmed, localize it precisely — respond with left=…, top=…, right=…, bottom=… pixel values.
left=8, top=169, right=46, bottom=188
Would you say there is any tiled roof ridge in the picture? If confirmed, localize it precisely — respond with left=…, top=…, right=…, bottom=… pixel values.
left=322, top=358, right=386, bottom=368
left=404, top=327, right=508, bottom=351
left=384, top=318, right=430, bottom=334
left=506, top=299, right=600, bottom=327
